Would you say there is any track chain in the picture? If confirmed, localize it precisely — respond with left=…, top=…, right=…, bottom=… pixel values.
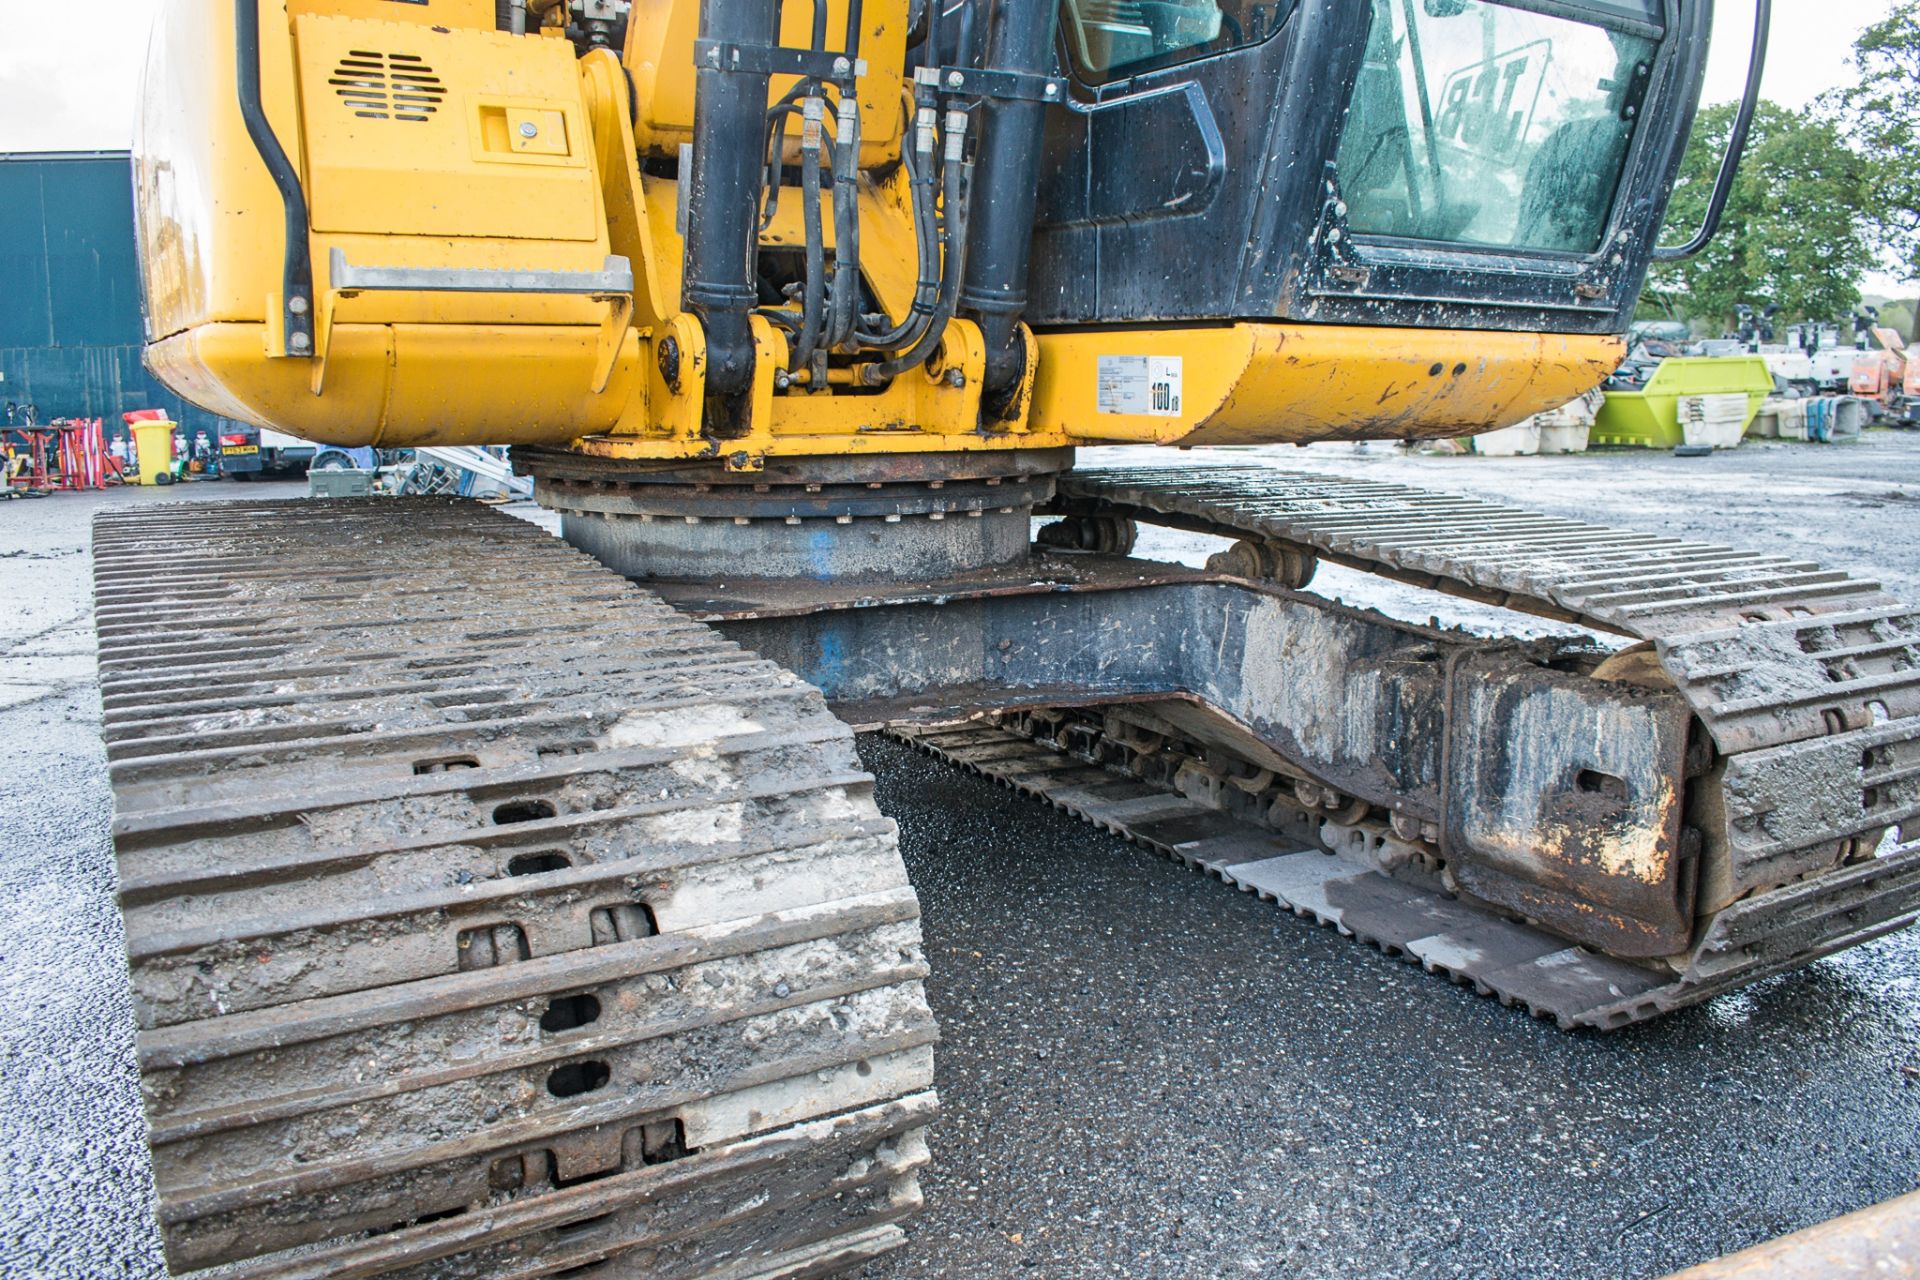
left=893, top=719, right=1920, bottom=1029
left=966, top=465, right=1920, bottom=1023
left=93, top=499, right=936, bottom=1278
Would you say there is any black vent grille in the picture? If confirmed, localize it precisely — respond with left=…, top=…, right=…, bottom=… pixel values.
left=330, top=50, right=445, bottom=122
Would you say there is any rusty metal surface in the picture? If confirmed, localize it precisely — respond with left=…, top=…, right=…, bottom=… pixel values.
left=1660, top=1187, right=1920, bottom=1280
left=1443, top=650, right=1696, bottom=956
left=91, top=499, right=937, bottom=1279
left=1054, top=468, right=1920, bottom=755
left=1051, top=466, right=1920, bottom=950
left=894, top=716, right=1920, bottom=1030
left=892, top=721, right=1674, bottom=1029
left=703, top=563, right=1699, bottom=956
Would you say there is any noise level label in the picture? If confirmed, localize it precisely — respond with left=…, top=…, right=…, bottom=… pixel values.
left=1096, top=355, right=1183, bottom=416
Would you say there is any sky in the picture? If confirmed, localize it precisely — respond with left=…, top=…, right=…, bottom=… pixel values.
left=0, top=0, right=1908, bottom=288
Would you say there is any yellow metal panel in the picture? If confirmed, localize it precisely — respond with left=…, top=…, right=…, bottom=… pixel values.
left=580, top=49, right=668, bottom=325
left=287, top=0, right=490, bottom=27
left=136, top=0, right=307, bottom=335
left=624, top=0, right=906, bottom=166
left=147, top=322, right=642, bottom=447
left=1031, top=324, right=1625, bottom=446
left=295, top=16, right=597, bottom=240
left=503, top=107, right=569, bottom=154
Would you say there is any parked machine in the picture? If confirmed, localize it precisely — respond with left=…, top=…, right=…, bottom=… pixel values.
left=1848, top=324, right=1917, bottom=427
left=96, top=0, right=1920, bottom=1275
left=218, top=423, right=322, bottom=476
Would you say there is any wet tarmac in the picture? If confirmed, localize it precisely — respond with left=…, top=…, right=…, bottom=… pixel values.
left=4, top=438, right=1919, bottom=1280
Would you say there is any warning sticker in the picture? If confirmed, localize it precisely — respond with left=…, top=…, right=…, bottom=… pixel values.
left=1096, top=355, right=1183, bottom=416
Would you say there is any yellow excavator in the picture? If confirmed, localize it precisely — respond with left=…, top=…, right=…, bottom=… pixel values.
left=97, top=0, right=1920, bottom=1274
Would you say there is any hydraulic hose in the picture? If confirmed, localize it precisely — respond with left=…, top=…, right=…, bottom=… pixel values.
left=234, top=0, right=314, bottom=358
left=825, top=95, right=862, bottom=350
left=791, top=96, right=830, bottom=370
left=855, top=100, right=941, bottom=351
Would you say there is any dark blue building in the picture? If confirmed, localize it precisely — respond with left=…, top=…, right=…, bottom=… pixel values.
left=1, top=150, right=224, bottom=437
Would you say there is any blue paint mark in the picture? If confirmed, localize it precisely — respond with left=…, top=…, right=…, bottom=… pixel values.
left=811, top=626, right=847, bottom=696
left=809, top=526, right=840, bottom=582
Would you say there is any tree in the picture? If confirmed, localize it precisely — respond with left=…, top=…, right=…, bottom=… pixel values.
left=1836, top=1, right=1920, bottom=283
left=1879, top=299, right=1919, bottom=345
left=1644, top=101, right=1873, bottom=330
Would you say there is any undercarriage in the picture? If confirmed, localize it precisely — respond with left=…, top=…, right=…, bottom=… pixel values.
left=94, top=455, right=1920, bottom=1275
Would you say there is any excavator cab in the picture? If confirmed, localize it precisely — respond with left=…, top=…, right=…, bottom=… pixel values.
left=1033, top=0, right=1702, bottom=335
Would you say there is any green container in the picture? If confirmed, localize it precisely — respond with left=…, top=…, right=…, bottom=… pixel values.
left=1591, top=356, right=1775, bottom=448
left=308, top=468, right=374, bottom=499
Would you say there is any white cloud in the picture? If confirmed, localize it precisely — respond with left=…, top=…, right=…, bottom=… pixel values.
left=0, top=0, right=152, bottom=152
left=1701, top=0, right=1889, bottom=110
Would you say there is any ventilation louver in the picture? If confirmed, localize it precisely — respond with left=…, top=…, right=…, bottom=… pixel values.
left=330, top=50, right=446, bottom=122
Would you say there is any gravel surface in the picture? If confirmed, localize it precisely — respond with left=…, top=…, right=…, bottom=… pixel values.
left=4, top=437, right=1920, bottom=1280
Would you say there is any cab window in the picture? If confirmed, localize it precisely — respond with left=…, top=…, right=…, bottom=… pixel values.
left=1334, top=0, right=1654, bottom=254
left=1061, top=0, right=1295, bottom=83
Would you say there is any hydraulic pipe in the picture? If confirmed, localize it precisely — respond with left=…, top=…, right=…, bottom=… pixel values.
left=825, top=94, right=863, bottom=350
left=791, top=96, right=829, bottom=369
left=684, top=0, right=778, bottom=398
left=957, top=0, right=1058, bottom=409
left=863, top=109, right=969, bottom=382
left=234, top=0, right=314, bottom=359
left=856, top=88, right=941, bottom=352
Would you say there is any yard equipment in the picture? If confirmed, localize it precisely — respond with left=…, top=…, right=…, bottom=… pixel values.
left=99, top=0, right=1920, bottom=1275
left=1849, top=325, right=1918, bottom=427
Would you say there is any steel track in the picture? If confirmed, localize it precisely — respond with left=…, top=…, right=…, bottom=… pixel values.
left=92, top=499, right=936, bottom=1279
left=883, top=465, right=1920, bottom=1029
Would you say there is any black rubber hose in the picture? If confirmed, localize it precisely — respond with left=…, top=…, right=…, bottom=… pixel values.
left=234, top=0, right=314, bottom=357
left=844, top=0, right=863, bottom=61
left=791, top=111, right=829, bottom=369
left=864, top=132, right=967, bottom=381
left=856, top=133, right=940, bottom=350
left=825, top=99, right=862, bottom=350
left=822, top=0, right=866, bottom=350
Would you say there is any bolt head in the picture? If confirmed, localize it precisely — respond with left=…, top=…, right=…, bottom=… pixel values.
left=287, top=295, right=309, bottom=315
left=518, top=121, right=538, bottom=138
left=288, top=332, right=311, bottom=352
left=833, top=55, right=851, bottom=75
left=1043, top=83, right=1059, bottom=99
left=945, top=70, right=964, bottom=89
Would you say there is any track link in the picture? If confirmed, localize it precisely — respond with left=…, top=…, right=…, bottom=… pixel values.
left=92, top=499, right=936, bottom=1278
left=893, top=720, right=1920, bottom=1029
left=965, top=465, right=1920, bottom=1025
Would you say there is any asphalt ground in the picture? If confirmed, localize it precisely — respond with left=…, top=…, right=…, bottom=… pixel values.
left=4, top=436, right=1920, bottom=1280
